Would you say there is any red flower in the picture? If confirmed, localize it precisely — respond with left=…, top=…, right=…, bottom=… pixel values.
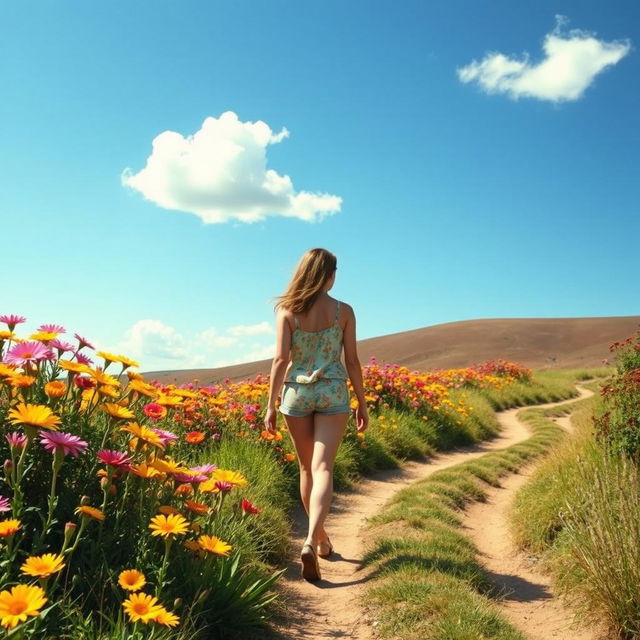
left=241, top=499, right=260, bottom=515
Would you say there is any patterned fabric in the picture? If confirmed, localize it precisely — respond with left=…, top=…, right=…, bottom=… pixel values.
left=280, top=379, right=350, bottom=417
left=284, top=300, right=348, bottom=384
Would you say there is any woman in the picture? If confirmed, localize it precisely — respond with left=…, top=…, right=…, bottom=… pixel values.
left=264, top=248, right=369, bottom=582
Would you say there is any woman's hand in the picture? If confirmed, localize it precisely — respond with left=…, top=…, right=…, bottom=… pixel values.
left=356, top=403, right=369, bottom=433
left=264, top=406, right=278, bottom=435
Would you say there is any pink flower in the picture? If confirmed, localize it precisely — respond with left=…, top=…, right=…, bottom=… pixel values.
left=191, top=464, right=217, bottom=474
left=38, top=323, right=66, bottom=334
left=40, top=431, right=88, bottom=457
left=97, top=449, right=132, bottom=469
left=215, top=481, right=233, bottom=493
left=74, top=333, right=95, bottom=350
left=74, top=376, right=96, bottom=390
left=50, top=339, right=74, bottom=354
left=75, top=352, right=94, bottom=366
left=0, top=314, right=26, bottom=331
left=143, top=403, right=166, bottom=420
left=173, top=471, right=209, bottom=484
left=4, top=341, right=54, bottom=366
left=151, top=428, right=178, bottom=446
left=5, top=432, right=27, bottom=449
left=0, top=496, right=10, bottom=512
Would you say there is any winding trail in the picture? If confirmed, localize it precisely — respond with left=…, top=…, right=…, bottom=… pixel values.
left=273, top=383, right=599, bottom=640
left=462, top=385, right=609, bottom=640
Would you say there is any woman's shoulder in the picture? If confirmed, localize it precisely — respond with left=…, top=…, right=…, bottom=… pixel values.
left=275, top=306, right=296, bottom=332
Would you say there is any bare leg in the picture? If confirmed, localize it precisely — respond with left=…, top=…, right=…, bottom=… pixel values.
left=283, top=414, right=314, bottom=513
left=305, top=413, right=349, bottom=547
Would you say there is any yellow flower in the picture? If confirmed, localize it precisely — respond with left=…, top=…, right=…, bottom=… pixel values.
left=197, top=535, right=232, bottom=556
left=75, top=505, right=105, bottom=522
left=90, top=369, right=121, bottom=387
left=127, top=379, right=157, bottom=398
left=44, top=380, right=66, bottom=398
left=102, top=403, right=135, bottom=421
left=121, top=422, right=164, bottom=448
left=122, top=592, right=164, bottom=623
left=97, top=351, right=140, bottom=368
left=58, top=360, right=93, bottom=374
left=212, top=469, right=248, bottom=487
left=30, top=331, right=58, bottom=342
left=155, top=394, right=183, bottom=407
left=0, top=519, right=21, bottom=537
left=151, top=456, right=188, bottom=474
left=20, top=553, right=65, bottom=578
left=153, top=607, right=180, bottom=627
left=0, top=331, right=15, bottom=341
left=7, top=403, right=61, bottom=430
left=0, top=584, right=47, bottom=629
left=97, top=385, right=119, bottom=399
left=149, top=514, right=189, bottom=537
left=118, top=569, right=146, bottom=591
left=130, top=463, right=164, bottom=479
left=127, top=369, right=144, bottom=381
left=8, top=374, right=37, bottom=388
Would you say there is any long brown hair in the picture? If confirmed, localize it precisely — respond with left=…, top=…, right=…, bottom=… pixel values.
left=274, top=248, right=337, bottom=314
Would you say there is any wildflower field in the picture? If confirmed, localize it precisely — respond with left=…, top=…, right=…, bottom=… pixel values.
left=0, top=314, right=543, bottom=639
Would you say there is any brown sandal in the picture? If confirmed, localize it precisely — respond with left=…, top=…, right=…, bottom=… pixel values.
left=317, top=537, right=333, bottom=559
left=301, top=543, right=321, bottom=582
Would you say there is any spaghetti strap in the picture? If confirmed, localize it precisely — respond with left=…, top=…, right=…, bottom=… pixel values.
left=334, top=300, right=341, bottom=325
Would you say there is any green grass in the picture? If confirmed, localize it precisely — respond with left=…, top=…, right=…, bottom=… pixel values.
left=511, top=383, right=640, bottom=638
left=359, top=370, right=604, bottom=640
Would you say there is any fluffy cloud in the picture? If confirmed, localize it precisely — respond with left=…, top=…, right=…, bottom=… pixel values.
left=457, top=16, right=631, bottom=102
left=122, top=111, right=342, bottom=224
left=120, top=319, right=188, bottom=360
left=107, top=319, right=275, bottom=372
left=227, top=322, right=274, bottom=337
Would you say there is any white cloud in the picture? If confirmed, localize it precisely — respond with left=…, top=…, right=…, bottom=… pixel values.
left=106, top=318, right=275, bottom=372
left=198, top=328, right=238, bottom=349
left=457, top=16, right=631, bottom=102
left=122, top=111, right=342, bottom=224
left=227, top=322, right=274, bottom=337
left=120, top=319, right=187, bottom=360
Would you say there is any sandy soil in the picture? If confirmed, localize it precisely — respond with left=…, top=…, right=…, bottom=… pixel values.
left=272, top=385, right=597, bottom=640
left=462, top=385, right=610, bottom=640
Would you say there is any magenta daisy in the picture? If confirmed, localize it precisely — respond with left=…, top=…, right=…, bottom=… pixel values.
left=215, top=481, right=233, bottom=493
left=73, top=333, right=95, bottom=350
left=50, top=339, right=74, bottom=354
left=0, top=496, right=10, bottom=512
left=97, top=450, right=132, bottom=469
left=75, top=352, right=94, bottom=366
left=5, top=432, right=28, bottom=449
left=191, top=464, right=217, bottom=474
left=151, top=428, right=178, bottom=446
left=4, top=341, right=54, bottom=367
left=38, top=323, right=66, bottom=334
left=173, top=471, right=209, bottom=484
left=40, top=432, right=88, bottom=458
left=0, top=315, right=26, bottom=331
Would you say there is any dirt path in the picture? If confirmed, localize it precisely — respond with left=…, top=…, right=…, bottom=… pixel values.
left=462, top=384, right=608, bottom=640
left=273, top=384, right=594, bottom=640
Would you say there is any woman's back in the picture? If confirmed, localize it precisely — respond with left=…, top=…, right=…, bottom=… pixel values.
left=285, top=298, right=347, bottom=384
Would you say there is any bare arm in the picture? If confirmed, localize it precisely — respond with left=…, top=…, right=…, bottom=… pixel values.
left=342, top=304, right=369, bottom=431
left=264, top=309, right=292, bottom=431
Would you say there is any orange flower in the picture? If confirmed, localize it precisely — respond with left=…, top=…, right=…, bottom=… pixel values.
left=44, top=380, right=66, bottom=398
left=0, top=520, right=21, bottom=537
left=118, top=569, right=146, bottom=591
left=284, top=453, right=296, bottom=462
left=185, top=500, right=208, bottom=515
left=184, top=431, right=205, bottom=444
left=75, top=505, right=105, bottom=522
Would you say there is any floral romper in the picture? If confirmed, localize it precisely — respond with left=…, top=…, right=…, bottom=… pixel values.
left=279, top=300, right=350, bottom=417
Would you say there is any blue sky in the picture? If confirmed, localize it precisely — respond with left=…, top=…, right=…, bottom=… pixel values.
left=1, top=1, right=638, bottom=373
